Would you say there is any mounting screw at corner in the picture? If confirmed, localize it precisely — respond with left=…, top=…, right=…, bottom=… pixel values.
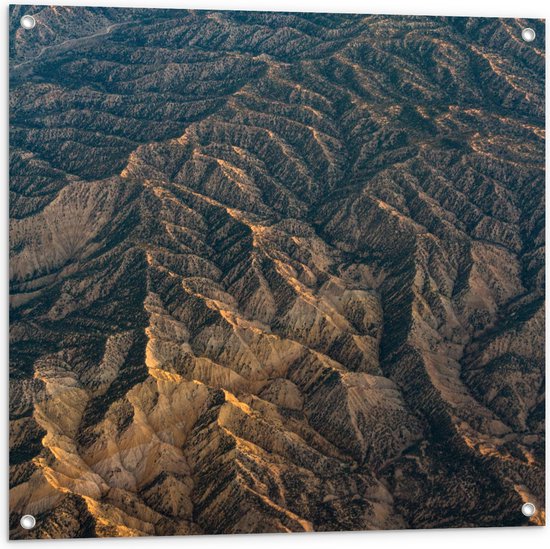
left=20, top=514, right=36, bottom=530
left=20, top=15, right=36, bottom=30
left=521, top=28, right=536, bottom=42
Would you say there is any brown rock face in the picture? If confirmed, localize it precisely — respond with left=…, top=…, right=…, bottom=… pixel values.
left=9, top=7, right=545, bottom=539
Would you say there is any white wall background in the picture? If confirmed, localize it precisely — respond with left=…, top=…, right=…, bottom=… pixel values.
left=1, top=1, right=548, bottom=547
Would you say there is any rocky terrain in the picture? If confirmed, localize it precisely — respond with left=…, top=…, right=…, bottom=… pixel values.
left=9, top=6, right=545, bottom=539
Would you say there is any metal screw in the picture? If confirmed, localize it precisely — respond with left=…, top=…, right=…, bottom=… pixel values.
left=20, top=515, right=36, bottom=529
left=521, top=28, right=536, bottom=42
left=20, top=15, right=36, bottom=30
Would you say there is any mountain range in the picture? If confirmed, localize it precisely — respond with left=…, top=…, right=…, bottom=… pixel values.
left=9, top=6, right=545, bottom=538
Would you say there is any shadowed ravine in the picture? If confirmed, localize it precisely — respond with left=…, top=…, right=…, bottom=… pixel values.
left=9, top=6, right=545, bottom=538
